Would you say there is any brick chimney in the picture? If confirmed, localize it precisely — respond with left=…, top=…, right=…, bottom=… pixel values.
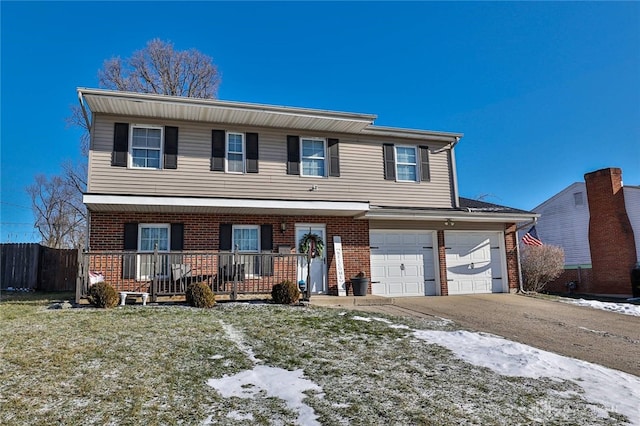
left=584, top=168, right=637, bottom=295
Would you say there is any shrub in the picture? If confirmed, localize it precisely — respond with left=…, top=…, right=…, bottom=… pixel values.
left=521, top=245, right=565, bottom=292
left=186, top=282, right=216, bottom=308
left=271, top=280, right=301, bottom=305
left=87, top=282, right=119, bottom=308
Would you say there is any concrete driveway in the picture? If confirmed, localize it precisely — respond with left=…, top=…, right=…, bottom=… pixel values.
left=343, top=294, right=640, bottom=376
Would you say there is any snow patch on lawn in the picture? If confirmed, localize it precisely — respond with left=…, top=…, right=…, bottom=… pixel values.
left=413, top=329, right=640, bottom=425
left=207, top=366, right=322, bottom=425
left=206, top=321, right=323, bottom=425
left=560, top=298, right=640, bottom=317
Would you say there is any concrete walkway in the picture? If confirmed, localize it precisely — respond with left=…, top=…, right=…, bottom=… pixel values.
left=310, top=293, right=640, bottom=376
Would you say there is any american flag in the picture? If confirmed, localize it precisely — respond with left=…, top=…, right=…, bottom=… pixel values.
left=522, top=226, right=543, bottom=246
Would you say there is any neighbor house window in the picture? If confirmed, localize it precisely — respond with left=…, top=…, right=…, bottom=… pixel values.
left=574, top=192, right=584, bottom=206
left=226, top=132, right=245, bottom=173
left=301, top=138, right=326, bottom=177
left=131, top=125, right=163, bottom=169
left=395, top=146, right=418, bottom=182
left=232, top=225, right=260, bottom=252
left=137, top=224, right=170, bottom=280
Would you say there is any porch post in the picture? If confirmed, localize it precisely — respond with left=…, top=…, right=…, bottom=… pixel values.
left=152, top=244, right=159, bottom=302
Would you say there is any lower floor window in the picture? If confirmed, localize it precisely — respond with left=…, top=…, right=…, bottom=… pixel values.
left=232, top=225, right=259, bottom=252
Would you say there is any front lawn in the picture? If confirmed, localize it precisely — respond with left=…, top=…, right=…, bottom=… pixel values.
left=0, top=293, right=632, bottom=425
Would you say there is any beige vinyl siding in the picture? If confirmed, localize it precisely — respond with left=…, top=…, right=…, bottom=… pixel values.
left=88, top=114, right=454, bottom=208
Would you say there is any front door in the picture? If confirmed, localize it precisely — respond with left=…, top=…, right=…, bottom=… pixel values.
left=296, top=225, right=327, bottom=294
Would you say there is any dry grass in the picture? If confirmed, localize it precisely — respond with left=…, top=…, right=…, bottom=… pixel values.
left=0, top=292, right=627, bottom=425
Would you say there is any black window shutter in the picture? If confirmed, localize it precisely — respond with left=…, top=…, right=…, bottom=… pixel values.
left=260, top=224, right=273, bottom=251
left=246, top=133, right=259, bottom=173
left=287, top=135, right=300, bottom=175
left=328, top=138, right=340, bottom=177
left=211, top=130, right=225, bottom=171
left=124, top=223, right=138, bottom=250
left=164, top=126, right=179, bottom=169
left=112, top=123, right=129, bottom=167
left=122, top=222, right=138, bottom=279
left=383, top=144, right=396, bottom=180
left=219, top=223, right=232, bottom=251
left=170, top=223, right=184, bottom=251
left=260, top=224, right=274, bottom=276
left=419, top=146, right=430, bottom=182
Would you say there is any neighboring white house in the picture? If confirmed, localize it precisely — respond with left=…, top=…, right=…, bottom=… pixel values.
left=625, top=185, right=640, bottom=261
left=525, top=182, right=591, bottom=267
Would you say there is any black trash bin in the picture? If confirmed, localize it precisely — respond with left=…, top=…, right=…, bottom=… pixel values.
left=351, top=277, right=369, bottom=296
left=631, top=263, right=640, bottom=298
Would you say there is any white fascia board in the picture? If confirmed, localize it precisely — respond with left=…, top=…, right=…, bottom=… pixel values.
left=362, top=210, right=539, bottom=223
left=83, top=194, right=370, bottom=212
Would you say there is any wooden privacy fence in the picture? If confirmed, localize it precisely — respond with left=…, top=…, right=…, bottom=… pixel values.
left=77, top=250, right=306, bottom=303
left=1, top=243, right=78, bottom=291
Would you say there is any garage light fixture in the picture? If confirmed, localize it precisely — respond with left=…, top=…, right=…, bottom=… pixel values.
left=444, top=219, right=455, bottom=227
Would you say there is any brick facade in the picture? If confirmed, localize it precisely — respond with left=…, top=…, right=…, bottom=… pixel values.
left=89, top=211, right=370, bottom=295
left=544, top=267, right=593, bottom=294
left=584, top=168, right=637, bottom=295
left=504, top=223, right=520, bottom=292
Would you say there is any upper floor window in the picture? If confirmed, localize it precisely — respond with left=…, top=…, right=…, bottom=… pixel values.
left=301, top=138, right=326, bottom=177
left=395, top=146, right=418, bottom=182
left=383, top=143, right=430, bottom=182
left=232, top=225, right=260, bottom=252
left=226, top=132, right=245, bottom=173
left=574, top=192, right=584, bottom=206
left=131, top=126, right=163, bottom=169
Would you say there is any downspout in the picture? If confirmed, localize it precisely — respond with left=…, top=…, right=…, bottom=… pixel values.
left=449, top=137, right=461, bottom=208
left=515, top=217, right=538, bottom=293
left=77, top=90, right=91, bottom=132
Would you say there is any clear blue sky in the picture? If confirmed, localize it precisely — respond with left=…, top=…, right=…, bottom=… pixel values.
left=2, top=1, right=639, bottom=243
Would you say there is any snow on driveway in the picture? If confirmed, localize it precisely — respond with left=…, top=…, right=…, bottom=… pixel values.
left=560, top=297, right=640, bottom=317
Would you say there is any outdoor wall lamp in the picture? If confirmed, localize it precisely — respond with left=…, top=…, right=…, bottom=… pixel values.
left=444, top=219, right=455, bottom=227
left=280, top=222, right=287, bottom=233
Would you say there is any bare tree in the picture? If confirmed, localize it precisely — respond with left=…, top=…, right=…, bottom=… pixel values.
left=98, top=38, right=220, bottom=98
left=520, top=245, right=565, bottom=292
left=28, top=174, right=86, bottom=248
left=45, top=39, right=221, bottom=249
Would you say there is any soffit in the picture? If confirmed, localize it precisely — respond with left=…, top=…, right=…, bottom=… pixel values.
left=79, top=88, right=376, bottom=134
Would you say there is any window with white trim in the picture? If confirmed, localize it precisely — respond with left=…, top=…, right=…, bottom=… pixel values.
left=226, top=132, right=245, bottom=173
left=137, top=224, right=170, bottom=280
left=395, top=146, right=418, bottom=182
left=232, top=225, right=260, bottom=252
left=301, top=138, right=326, bottom=177
left=131, top=125, right=163, bottom=169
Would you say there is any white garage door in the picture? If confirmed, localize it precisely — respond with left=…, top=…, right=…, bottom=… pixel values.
left=370, top=231, right=438, bottom=297
left=445, top=232, right=505, bottom=295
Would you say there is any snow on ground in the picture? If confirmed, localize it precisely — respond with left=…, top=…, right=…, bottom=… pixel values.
left=205, top=321, right=324, bottom=426
left=351, top=315, right=640, bottom=425
left=414, top=330, right=640, bottom=425
left=560, top=298, right=640, bottom=317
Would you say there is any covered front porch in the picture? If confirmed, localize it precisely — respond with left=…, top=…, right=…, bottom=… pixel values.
left=76, top=250, right=306, bottom=303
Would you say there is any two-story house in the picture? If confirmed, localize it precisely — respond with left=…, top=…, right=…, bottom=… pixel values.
left=78, top=88, right=537, bottom=299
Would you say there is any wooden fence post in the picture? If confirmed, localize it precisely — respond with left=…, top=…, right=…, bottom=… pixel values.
left=75, top=248, right=83, bottom=304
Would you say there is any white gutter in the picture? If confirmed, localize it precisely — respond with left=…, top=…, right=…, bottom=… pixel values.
left=362, top=209, right=539, bottom=223
left=83, top=194, right=370, bottom=213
